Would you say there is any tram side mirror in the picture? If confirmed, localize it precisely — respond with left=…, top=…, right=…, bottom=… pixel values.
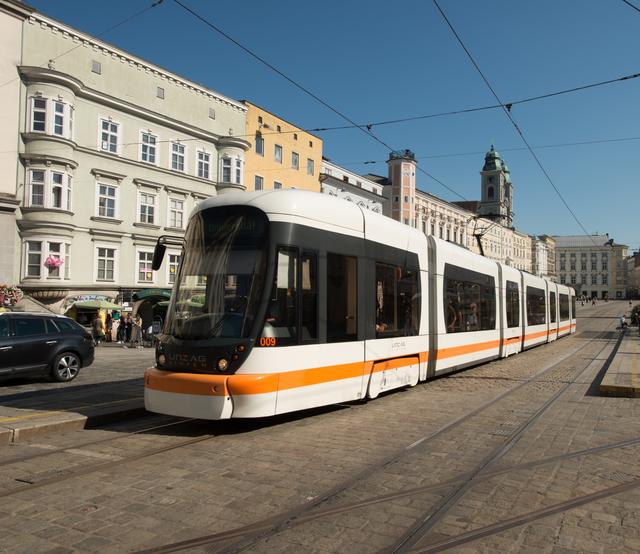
left=152, top=241, right=166, bottom=271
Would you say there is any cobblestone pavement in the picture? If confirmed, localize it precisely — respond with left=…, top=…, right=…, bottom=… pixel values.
left=0, top=301, right=638, bottom=553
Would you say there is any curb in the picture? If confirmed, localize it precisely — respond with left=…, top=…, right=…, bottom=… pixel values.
left=0, top=399, right=146, bottom=444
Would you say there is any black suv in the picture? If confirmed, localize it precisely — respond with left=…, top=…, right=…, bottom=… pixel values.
left=0, top=313, right=94, bottom=382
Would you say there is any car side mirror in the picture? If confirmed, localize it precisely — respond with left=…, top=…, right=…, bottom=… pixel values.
left=152, top=241, right=166, bottom=271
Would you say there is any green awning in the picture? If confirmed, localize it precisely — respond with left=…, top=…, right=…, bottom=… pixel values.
left=132, top=289, right=172, bottom=302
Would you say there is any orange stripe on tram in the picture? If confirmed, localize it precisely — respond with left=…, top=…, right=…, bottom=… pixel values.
left=436, top=339, right=500, bottom=360
left=146, top=353, right=428, bottom=397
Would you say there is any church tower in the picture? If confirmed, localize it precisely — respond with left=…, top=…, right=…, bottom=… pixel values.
left=477, top=145, right=513, bottom=227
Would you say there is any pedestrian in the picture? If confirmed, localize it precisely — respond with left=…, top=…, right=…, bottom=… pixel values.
left=130, top=314, right=143, bottom=349
left=620, top=315, right=627, bottom=330
left=115, top=312, right=124, bottom=343
left=125, top=313, right=133, bottom=343
left=91, top=315, right=104, bottom=346
left=105, top=313, right=113, bottom=342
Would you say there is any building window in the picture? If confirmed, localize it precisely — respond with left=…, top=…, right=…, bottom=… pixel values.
left=602, top=274, right=608, bottom=285
left=197, top=150, right=210, bottom=179
left=235, top=158, right=242, bottom=184
left=97, top=184, right=117, bottom=218
left=276, top=125, right=281, bottom=133
left=560, top=262, right=566, bottom=271
left=91, top=60, right=102, bottom=74
left=309, top=140, right=313, bottom=148
left=170, top=142, right=185, bottom=172
left=96, top=247, right=115, bottom=281
left=100, top=119, right=119, bottom=154
left=274, top=181, right=282, bottom=190
left=255, top=132, right=264, bottom=156
left=169, top=198, right=184, bottom=229
left=431, top=222, right=435, bottom=235
left=274, top=144, right=283, bottom=163
left=53, top=101, right=65, bottom=136
left=570, top=262, right=576, bottom=271
left=254, top=175, right=264, bottom=191
left=29, top=170, right=45, bottom=207
left=446, top=228, right=451, bottom=241
left=258, top=115, right=263, bottom=124
left=307, top=158, right=314, bottom=176
left=168, top=253, right=180, bottom=284
left=51, top=172, right=64, bottom=209
left=581, top=261, right=587, bottom=271
left=209, top=108, right=216, bottom=119
left=221, top=157, right=231, bottom=182
left=139, top=192, right=156, bottom=224
left=292, top=151, right=299, bottom=170
left=571, top=275, right=577, bottom=285
left=157, top=86, right=165, bottom=99
left=141, top=132, right=157, bottom=164
left=25, top=240, right=42, bottom=277
left=293, top=133, right=298, bottom=140
left=560, top=274, right=566, bottom=284
left=439, top=226, right=444, bottom=239
left=602, top=260, right=608, bottom=271
left=591, top=260, right=597, bottom=270
left=138, top=251, right=154, bottom=282
left=31, top=98, right=47, bottom=132
left=591, top=274, right=597, bottom=285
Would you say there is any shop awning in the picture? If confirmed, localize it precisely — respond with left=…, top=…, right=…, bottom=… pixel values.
left=132, top=289, right=172, bottom=302
left=73, top=300, right=121, bottom=310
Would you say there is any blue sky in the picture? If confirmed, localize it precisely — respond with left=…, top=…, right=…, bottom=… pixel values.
left=30, top=0, right=640, bottom=251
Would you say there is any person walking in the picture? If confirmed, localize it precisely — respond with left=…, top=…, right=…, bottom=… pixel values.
left=105, top=313, right=113, bottom=343
left=91, top=315, right=104, bottom=346
left=130, top=314, right=143, bottom=349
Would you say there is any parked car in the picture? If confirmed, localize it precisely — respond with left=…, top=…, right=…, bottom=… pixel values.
left=0, top=313, right=94, bottom=382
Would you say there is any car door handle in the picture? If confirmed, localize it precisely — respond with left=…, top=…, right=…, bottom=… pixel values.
left=0, top=346, right=12, bottom=351
left=46, top=340, right=58, bottom=345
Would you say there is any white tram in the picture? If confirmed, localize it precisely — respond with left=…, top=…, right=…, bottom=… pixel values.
left=144, top=191, right=576, bottom=420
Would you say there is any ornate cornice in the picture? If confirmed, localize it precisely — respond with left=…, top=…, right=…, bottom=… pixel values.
left=26, top=14, right=246, bottom=112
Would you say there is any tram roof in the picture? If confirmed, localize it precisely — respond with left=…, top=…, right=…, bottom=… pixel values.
left=194, top=190, right=424, bottom=240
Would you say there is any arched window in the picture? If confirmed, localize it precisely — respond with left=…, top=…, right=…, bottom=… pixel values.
left=487, top=185, right=494, bottom=200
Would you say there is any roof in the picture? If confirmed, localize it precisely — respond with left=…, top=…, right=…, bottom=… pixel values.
left=552, top=235, right=613, bottom=248
left=452, top=201, right=480, bottom=213
left=362, top=173, right=391, bottom=186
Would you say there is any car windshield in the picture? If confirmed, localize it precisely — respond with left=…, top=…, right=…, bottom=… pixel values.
left=164, top=205, right=269, bottom=340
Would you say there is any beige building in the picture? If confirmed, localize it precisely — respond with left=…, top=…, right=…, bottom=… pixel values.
left=1, top=0, right=249, bottom=311
left=553, top=235, right=628, bottom=299
left=243, top=101, right=322, bottom=192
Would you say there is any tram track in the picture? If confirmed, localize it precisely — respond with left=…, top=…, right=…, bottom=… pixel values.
left=132, top=431, right=640, bottom=554
left=133, top=319, right=621, bottom=554
left=389, top=322, right=624, bottom=553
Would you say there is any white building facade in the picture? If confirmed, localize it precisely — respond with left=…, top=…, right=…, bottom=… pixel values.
left=320, top=160, right=385, bottom=213
left=1, top=1, right=249, bottom=309
left=553, top=235, right=628, bottom=299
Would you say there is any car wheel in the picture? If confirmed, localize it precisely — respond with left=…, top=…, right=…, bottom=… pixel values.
left=51, top=352, right=81, bottom=382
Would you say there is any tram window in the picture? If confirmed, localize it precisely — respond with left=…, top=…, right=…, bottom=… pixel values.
left=264, top=247, right=298, bottom=345
left=549, top=291, right=557, bottom=323
left=444, top=264, right=496, bottom=333
left=327, top=253, right=357, bottom=343
left=375, top=263, right=419, bottom=338
left=526, top=286, right=546, bottom=325
left=301, top=252, right=318, bottom=342
left=559, top=294, right=570, bottom=320
left=571, top=296, right=576, bottom=318
left=505, top=280, right=519, bottom=328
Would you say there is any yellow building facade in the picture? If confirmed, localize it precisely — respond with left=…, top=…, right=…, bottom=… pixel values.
left=243, top=101, right=322, bottom=192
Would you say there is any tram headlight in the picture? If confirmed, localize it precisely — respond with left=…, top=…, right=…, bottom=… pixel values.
left=217, top=358, right=229, bottom=371
left=158, top=353, right=166, bottom=366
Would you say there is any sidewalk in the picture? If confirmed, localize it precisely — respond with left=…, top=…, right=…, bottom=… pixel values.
left=599, top=328, right=640, bottom=397
left=0, top=347, right=153, bottom=444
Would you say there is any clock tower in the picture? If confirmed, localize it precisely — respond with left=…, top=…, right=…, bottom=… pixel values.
left=477, top=145, right=513, bottom=227
left=387, top=149, right=417, bottom=226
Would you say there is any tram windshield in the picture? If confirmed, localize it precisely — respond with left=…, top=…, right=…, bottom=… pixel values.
left=164, top=206, right=269, bottom=340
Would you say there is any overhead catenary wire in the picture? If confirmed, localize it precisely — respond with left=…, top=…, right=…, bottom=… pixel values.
left=432, top=0, right=599, bottom=246
left=621, top=0, right=640, bottom=14
left=171, top=0, right=468, bottom=201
